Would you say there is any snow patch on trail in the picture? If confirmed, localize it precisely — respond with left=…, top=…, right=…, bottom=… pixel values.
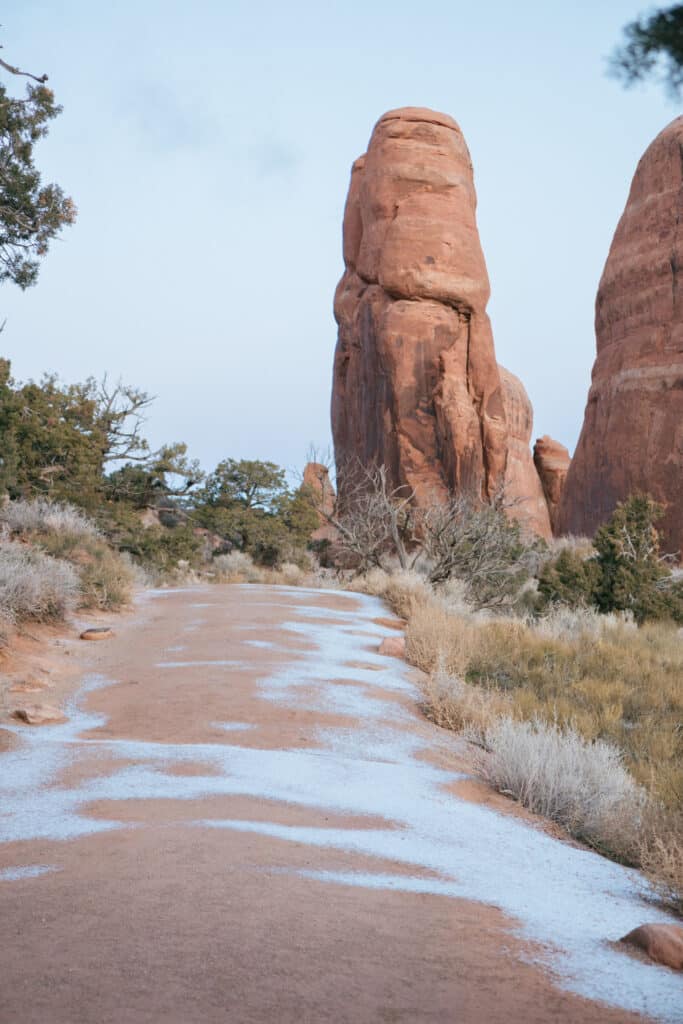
left=0, top=864, right=56, bottom=881
left=0, top=587, right=681, bottom=1019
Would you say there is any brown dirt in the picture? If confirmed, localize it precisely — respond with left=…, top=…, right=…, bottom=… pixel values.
left=0, top=585, right=646, bottom=1024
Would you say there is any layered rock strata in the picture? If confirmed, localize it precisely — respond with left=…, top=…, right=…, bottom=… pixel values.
left=332, top=107, right=551, bottom=536
left=559, top=117, right=683, bottom=554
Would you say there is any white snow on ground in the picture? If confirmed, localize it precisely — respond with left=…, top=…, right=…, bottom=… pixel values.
left=0, top=864, right=56, bottom=881
left=0, top=585, right=681, bottom=1020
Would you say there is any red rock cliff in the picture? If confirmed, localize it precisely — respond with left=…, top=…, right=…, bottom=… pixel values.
left=558, top=117, right=683, bottom=554
left=332, top=107, right=551, bottom=538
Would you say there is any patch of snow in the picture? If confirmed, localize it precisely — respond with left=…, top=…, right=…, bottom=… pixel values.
left=0, top=864, right=57, bottom=881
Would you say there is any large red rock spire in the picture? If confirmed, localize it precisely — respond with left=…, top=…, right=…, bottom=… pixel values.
left=331, top=107, right=551, bottom=538
left=558, top=117, right=683, bottom=554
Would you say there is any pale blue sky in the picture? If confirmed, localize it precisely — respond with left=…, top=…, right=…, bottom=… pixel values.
left=1, top=1, right=677, bottom=474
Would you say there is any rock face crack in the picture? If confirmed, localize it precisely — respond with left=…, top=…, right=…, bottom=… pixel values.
left=331, top=106, right=552, bottom=538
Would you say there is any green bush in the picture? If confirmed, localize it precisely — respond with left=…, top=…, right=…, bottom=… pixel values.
left=593, top=494, right=683, bottom=623
left=536, top=495, right=683, bottom=624
left=537, top=548, right=599, bottom=609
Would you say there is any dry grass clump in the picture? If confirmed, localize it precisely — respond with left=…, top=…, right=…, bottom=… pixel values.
left=0, top=498, right=100, bottom=540
left=405, top=601, right=477, bottom=677
left=546, top=534, right=596, bottom=560
left=210, top=551, right=324, bottom=588
left=352, top=568, right=432, bottom=619
left=532, top=604, right=635, bottom=643
left=0, top=540, right=80, bottom=623
left=211, top=551, right=266, bottom=583
left=640, top=810, right=683, bottom=914
left=421, top=661, right=508, bottom=740
left=37, top=528, right=135, bottom=611
left=0, top=498, right=135, bottom=611
left=479, top=716, right=644, bottom=859
left=467, top=617, right=683, bottom=805
left=271, top=562, right=306, bottom=587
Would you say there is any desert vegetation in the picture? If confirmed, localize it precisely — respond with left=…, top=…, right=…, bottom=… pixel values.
left=341, top=478, right=683, bottom=912
left=0, top=361, right=320, bottom=583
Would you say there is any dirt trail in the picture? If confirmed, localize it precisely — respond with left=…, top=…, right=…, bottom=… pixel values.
left=0, top=585, right=680, bottom=1024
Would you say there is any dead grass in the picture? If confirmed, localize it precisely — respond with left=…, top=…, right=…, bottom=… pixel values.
left=209, top=551, right=323, bottom=589
left=38, top=531, right=135, bottom=611
left=640, top=810, right=683, bottom=915
left=479, top=716, right=644, bottom=861
left=467, top=618, right=683, bottom=805
left=0, top=498, right=100, bottom=540
left=361, top=565, right=683, bottom=908
left=0, top=541, right=80, bottom=623
left=1, top=499, right=135, bottom=611
left=420, top=661, right=508, bottom=739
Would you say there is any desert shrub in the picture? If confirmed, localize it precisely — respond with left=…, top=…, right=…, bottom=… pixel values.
left=382, top=570, right=432, bottom=620
left=537, top=547, right=600, bottom=609
left=350, top=567, right=433, bottom=619
left=0, top=497, right=100, bottom=539
left=351, top=567, right=391, bottom=598
left=536, top=496, right=683, bottom=625
left=420, top=662, right=508, bottom=740
left=273, top=562, right=306, bottom=586
left=0, top=541, right=80, bottom=621
left=406, top=601, right=478, bottom=677
left=65, top=540, right=135, bottom=610
left=211, top=551, right=265, bottom=583
left=593, top=494, right=683, bottom=623
left=119, top=523, right=205, bottom=575
left=420, top=495, right=538, bottom=608
left=0, top=499, right=135, bottom=610
left=432, top=576, right=474, bottom=616
left=479, top=716, right=644, bottom=859
left=533, top=604, right=635, bottom=643
left=31, top=526, right=134, bottom=611
left=546, top=534, right=596, bottom=559
left=465, top=617, right=683, bottom=802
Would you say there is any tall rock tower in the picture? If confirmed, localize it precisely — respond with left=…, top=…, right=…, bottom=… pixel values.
left=331, top=107, right=552, bottom=538
left=559, top=118, right=683, bottom=555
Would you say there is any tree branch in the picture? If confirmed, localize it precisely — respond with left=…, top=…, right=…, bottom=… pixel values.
left=0, top=55, right=48, bottom=85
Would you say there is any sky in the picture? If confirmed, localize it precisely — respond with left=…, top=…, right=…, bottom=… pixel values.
left=0, top=1, right=678, bottom=477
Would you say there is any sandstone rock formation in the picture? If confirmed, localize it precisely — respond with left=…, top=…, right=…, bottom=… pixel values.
left=331, top=107, right=551, bottom=537
left=332, top=108, right=507, bottom=509
left=558, top=117, right=683, bottom=555
left=303, top=462, right=336, bottom=521
left=302, top=462, right=337, bottom=542
left=499, top=368, right=552, bottom=539
left=533, top=436, right=571, bottom=534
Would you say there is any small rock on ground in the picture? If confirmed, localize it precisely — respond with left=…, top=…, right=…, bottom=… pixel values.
left=80, top=628, right=113, bottom=641
left=379, top=636, right=406, bottom=659
left=620, top=924, right=683, bottom=971
left=12, top=704, right=67, bottom=726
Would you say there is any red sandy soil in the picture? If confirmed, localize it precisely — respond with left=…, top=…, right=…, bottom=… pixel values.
left=0, top=585, right=647, bottom=1024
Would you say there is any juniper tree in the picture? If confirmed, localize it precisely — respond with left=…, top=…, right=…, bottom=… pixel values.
left=0, top=50, right=75, bottom=287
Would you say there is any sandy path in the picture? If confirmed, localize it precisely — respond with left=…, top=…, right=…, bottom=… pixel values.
left=0, top=584, right=680, bottom=1023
